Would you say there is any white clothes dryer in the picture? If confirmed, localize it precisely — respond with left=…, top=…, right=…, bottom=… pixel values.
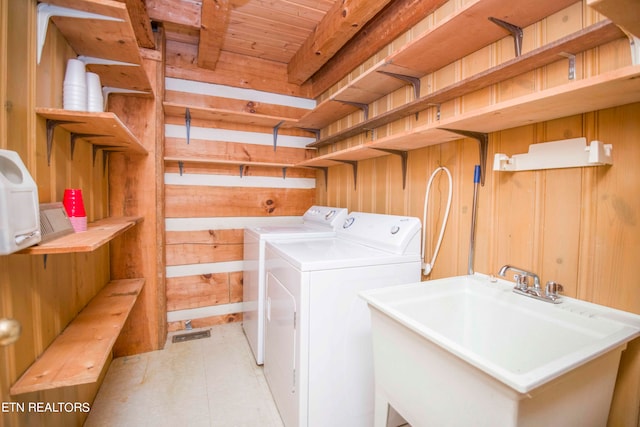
left=243, top=205, right=348, bottom=364
left=263, top=212, right=422, bottom=427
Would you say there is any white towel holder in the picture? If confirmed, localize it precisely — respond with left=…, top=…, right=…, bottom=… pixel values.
left=493, top=137, right=612, bottom=172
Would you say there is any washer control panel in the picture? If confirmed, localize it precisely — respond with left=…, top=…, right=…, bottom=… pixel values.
left=302, top=206, right=348, bottom=229
left=338, top=212, right=421, bottom=254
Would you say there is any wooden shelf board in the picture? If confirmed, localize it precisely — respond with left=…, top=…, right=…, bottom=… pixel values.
left=21, top=216, right=143, bottom=255
left=308, top=20, right=625, bottom=148
left=163, top=103, right=301, bottom=129
left=10, top=278, right=144, bottom=395
left=164, top=156, right=299, bottom=169
left=372, top=65, right=640, bottom=151
left=588, top=0, right=640, bottom=38
left=43, top=0, right=152, bottom=92
left=36, top=108, right=148, bottom=154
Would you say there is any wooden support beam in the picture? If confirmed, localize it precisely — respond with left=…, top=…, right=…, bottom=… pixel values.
left=310, top=0, right=448, bottom=97
left=287, top=0, right=393, bottom=85
left=115, top=0, right=155, bottom=48
left=198, top=0, right=230, bottom=70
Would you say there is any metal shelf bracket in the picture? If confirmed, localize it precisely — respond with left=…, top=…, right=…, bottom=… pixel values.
left=37, top=3, right=124, bottom=64
left=309, top=166, right=329, bottom=190
left=185, top=108, right=191, bottom=144
left=273, top=121, right=284, bottom=151
left=377, top=71, right=421, bottom=99
left=559, top=52, right=576, bottom=80
left=374, top=149, right=409, bottom=189
left=489, top=17, right=523, bottom=57
left=334, top=100, right=369, bottom=120
left=439, top=128, right=488, bottom=186
left=70, top=134, right=106, bottom=160
left=335, top=160, right=358, bottom=190
left=45, top=119, right=76, bottom=166
left=178, top=161, right=184, bottom=176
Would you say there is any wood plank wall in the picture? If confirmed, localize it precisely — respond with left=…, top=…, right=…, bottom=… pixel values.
left=0, top=1, right=109, bottom=425
left=162, top=78, right=317, bottom=331
left=314, top=2, right=640, bottom=425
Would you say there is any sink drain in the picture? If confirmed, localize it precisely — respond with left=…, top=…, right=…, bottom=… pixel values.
left=172, top=329, right=211, bottom=343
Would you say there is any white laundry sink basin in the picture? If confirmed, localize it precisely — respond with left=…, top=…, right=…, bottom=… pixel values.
left=360, top=274, right=640, bottom=427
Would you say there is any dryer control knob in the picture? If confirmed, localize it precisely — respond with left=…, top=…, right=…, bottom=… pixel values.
left=325, top=210, right=336, bottom=220
left=343, top=217, right=355, bottom=228
left=390, top=225, right=400, bottom=234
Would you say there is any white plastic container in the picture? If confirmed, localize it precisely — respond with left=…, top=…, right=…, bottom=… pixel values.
left=0, top=150, right=41, bottom=255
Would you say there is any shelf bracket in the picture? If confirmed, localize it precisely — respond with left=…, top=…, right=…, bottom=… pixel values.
left=309, top=166, right=329, bottom=190
left=185, top=108, right=191, bottom=144
left=78, top=56, right=139, bottom=67
left=301, top=128, right=321, bottom=141
left=45, top=119, right=76, bottom=166
left=628, top=34, right=640, bottom=65
left=37, top=3, right=124, bottom=64
left=273, top=121, right=284, bottom=151
left=101, top=87, right=150, bottom=111
left=282, top=167, right=287, bottom=179
left=70, top=134, right=106, bottom=161
left=373, top=149, right=409, bottom=189
left=178, top=161, right=184, bottom=176
left=377, top=71, right=422, bottom=118
left=43, top=254, right=48, bottom=270
left=92, top=145, right=125, bottom=166
left=439, top=128, right=488, bottom=186
left=334, top=100, right=369, bottom=121
left=559, top=53, right=576, bottom=80
left=239, top=164, right=245, bottom=178
left=335, top=160, right=358, bottom=190
left=489, top=17, right=523, bottom=57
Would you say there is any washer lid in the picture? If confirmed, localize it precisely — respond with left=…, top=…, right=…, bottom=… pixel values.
left=267, top=237, right=420, bottom=271
left=247, top=223, right=338, bottom=240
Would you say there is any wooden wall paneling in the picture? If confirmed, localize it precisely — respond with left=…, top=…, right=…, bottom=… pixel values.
left=165, top=185, right=315, bottom=218
left=165, top=40, right=312, bottom=97
left=166, top=274, right=233, bottom=311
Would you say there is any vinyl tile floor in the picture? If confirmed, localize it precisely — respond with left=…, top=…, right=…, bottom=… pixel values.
left=84, top=323, right=284, bottom=427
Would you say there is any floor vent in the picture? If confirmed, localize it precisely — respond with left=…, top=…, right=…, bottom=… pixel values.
left=172, top=330, right=211, bottom=343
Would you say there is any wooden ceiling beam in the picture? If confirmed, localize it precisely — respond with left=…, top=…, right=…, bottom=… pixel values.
left=198, top=0, right=231, bottom=70
left=146, top=0, right=201, bottom=29
left=115, top=0, right=155, bottom=48
left=287, top=0, right=394, bottom=85
left=310, top=0, right=449, bottom=98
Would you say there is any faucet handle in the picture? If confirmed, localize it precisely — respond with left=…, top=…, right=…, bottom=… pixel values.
left=545, top=281, right=564, bottom=297
left=513, top=274, right=529, bottom=290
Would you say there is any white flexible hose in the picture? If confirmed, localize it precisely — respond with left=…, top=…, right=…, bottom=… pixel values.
left=421, top=166, right=453, bottom=276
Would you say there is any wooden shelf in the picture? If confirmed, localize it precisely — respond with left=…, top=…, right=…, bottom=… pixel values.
left=588, top=0, right=640, bottom=38
left=308, top=20, right=625, bottom=148
left=36, top=108, right=148, bottom=155
left=163, top=91, right=310, bottom=130
left=300, top=65, right=640, bottom=165
left=10, top=278, right=144, bottom=395
left=165, top=156, right=301, bottom=169
left=21, top=216, right=143, bottom=255
left=296, top=0, right=578, bottom=130
left=41, top=0, right=152, bottom=92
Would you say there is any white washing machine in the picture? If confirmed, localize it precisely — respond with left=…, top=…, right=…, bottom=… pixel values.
left=263, top=212, right=422, bottom=427
left=243, top=205, right=348, bottom=365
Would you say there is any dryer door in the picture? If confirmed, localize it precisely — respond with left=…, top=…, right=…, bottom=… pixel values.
left=264, top=271, right=298, bottom=426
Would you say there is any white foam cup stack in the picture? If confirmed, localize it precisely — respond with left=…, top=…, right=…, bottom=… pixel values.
left=63, top=58, right=87, bottom=111
left=86, top=72, right=104, bottom=112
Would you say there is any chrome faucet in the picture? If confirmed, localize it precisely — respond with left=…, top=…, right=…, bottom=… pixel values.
left=497, top=265, right=563, bottom=304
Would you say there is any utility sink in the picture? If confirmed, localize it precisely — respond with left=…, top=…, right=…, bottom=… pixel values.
left=360, top=274, right=640, bottom=427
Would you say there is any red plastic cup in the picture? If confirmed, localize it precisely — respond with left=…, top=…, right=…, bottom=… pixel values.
left=62, top=188, right=86, bottom=217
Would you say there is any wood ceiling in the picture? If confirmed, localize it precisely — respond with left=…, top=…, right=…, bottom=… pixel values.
left=119, top=0, right=446, bottom=97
